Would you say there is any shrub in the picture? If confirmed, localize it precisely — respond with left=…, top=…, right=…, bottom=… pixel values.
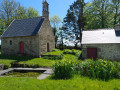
left=53, top=60, right=74, bottom=79
left=63, top=49, right=82, bottom=59
left=75, top=59, right=119, bottom=80
left=4, top=65, right=9, bottom=69
left=63, top=49, right=73, bottom=54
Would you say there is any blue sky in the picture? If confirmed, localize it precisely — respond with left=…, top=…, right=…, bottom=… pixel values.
left=16, top=0, right=92, bottom=21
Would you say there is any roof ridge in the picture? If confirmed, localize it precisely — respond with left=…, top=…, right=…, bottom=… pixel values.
left=15, top=16, right=44, bottom=21
left=84, top=28, right=114, bottom=31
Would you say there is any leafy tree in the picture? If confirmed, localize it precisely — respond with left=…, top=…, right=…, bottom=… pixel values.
left=111, top=0, right=120, bottom=25
left=26, top=7, right=39, bottom=18
left=50, top=15, right=61, bottom=29
left=84, top=0, right=114, bottom=30
left=50, top=15, right=61, bottom=48
left=0, top=0, right=39, bottom=35
left=62, top=0, right=86, bottom=47
left=0, top=0, right=18, bottom=28
left=14, top=5, right=39, bottom=19
left=14, top=4, right=27, bottom=19
left=0, top=18, right=4, bottom=35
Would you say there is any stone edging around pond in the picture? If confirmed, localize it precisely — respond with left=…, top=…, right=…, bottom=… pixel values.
left=0, top=68, right=53, bottom=80
left=0, top=64, right=4, bottom=70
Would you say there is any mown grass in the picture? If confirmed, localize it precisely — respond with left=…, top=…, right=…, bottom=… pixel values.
left=19, top=54, right=77, bottom=67
left=0, top=50, right=120, bottom=89
left=43, top=50, right=63, bottom=55
left=0, top=75, right=120, bottom=90
left=0, top=59, right=16, bottom=67
left=0, top=54, right=76, bottom=68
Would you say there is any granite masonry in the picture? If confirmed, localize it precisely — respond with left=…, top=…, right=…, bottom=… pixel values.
left=82, top=25, right=120, bottom=61
left=1, top=1, right=55, bottom=57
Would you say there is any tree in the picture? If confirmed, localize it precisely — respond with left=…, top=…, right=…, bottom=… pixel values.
left=50, top=15, right=61, bottom=48
left=0, top=18, right=4, bottom=35
left=0, top=0, right=39, bottom=35
left=0, top=0, right=18, bottom=28
left=26, top=7, right=39, bottom=18
left=14, top=5, right=39, bottom=19
left=84, top=0, right=114, bottom=30
left=50, top=15, right=61, bottom=28
left=14, top=4, right=27, bottom=19
left=111, top=0, right=120, bottom=25
left=62, top=0, right=86, bottom=48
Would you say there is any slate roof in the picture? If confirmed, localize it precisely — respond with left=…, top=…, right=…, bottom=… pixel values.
left=82, top=29, right=120, bottom=44
left=1, top=17, right=45, bottom=38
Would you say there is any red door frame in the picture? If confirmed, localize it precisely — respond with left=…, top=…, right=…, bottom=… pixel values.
left=47, top=43, right=50, bottom=52
left=20, top=42, right=24, bottom=54
left=87, top=48, right=97, bottom=60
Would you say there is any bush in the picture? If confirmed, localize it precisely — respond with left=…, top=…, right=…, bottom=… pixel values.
left=4, top=65, right=9, bottom=69
left=75, top=59, right=119, bottom=80
left=63, top=49, right=82, bottom=59
left=63, top=49, right=73, bottom=54
left=53, top=60, right=74, bottom=79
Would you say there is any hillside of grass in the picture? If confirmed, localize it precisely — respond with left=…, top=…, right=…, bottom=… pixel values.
left=0, top=49, right=120, bottom=89
left=0, top=75, right=120, bottom=90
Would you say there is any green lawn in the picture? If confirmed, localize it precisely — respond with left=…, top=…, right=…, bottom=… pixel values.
left=16, top=54, right=77, bottom=67
left=0, top=75, right=120, bottom=90
left=43, top=50, right=63, bottom=55
left=0, top=53, right=76, bottom=68
left=0, top=50, right=120, bottom=89
left=0, top=59, right=16, bottom=67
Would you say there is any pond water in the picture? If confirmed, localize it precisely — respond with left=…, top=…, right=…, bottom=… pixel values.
left=4, top=69, right=45, bottom=77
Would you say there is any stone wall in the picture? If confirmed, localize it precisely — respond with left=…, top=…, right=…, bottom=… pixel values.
left=1, top=18, right=55, bottom=57
left=38, top=18, right=55, bottom=55
left=82, top=44, right=120, bottom=61
left=1, top=36, right=39, bottom=57
left=0, top=64, right=4, bottom=70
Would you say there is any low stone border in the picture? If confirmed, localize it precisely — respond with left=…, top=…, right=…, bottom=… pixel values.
left=0, top=68, right=53, bottom=80
left=0, top=64, right=4, bottom=70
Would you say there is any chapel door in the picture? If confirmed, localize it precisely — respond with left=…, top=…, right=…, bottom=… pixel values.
left=20, top=42, right=24, bottom=54
left=47, top=43, right=50, bottom=52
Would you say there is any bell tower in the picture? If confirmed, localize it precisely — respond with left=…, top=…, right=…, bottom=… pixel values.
left=42, top=0, right=49, bottom=19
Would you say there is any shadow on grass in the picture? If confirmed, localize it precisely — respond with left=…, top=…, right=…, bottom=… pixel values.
left=49, top=74, right=73, bottom=80
left=0, top=54, right=35, bottom=62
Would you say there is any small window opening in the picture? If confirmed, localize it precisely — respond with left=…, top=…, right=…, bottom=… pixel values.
left=10, top=40, right=12, bottom=45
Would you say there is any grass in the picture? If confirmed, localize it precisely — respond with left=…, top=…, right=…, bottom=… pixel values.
left=43, top=50, right=63, bottom=55
left=0, top=54, right=76, bottom=68
left=0, top=49, right=120, bottom=89
left=19, top=54, right=77, bottom=67
left=0, top=59, right=16, bottom=67
left=0, top=75, right=120, bottom=90
left=18, top=58, right=57, bottom=67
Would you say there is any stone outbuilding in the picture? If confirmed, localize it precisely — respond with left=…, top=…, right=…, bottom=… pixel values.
left=1, top=0, right=55, bottom=57
left=82, top=25, right=120, bottom=60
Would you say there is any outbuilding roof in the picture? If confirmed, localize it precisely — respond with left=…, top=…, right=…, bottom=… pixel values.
left=1, top=17, right=44, bottom=38
left=82, top=29, right=120, bottom=44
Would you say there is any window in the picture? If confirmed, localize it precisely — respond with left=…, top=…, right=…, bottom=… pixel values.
left=10, top=40, right=12, bottom=45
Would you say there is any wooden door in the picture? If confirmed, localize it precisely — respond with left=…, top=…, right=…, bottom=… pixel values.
left=20, top=42, right=24, bottom=54
left=47, top=43, right=49, bottom=52
left=87, top=48, right=97, bottom=60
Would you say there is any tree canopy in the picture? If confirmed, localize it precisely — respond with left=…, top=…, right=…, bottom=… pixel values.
left=0, top=0, right=39, bottom=35
left=62, top=0, right=85, bottom=47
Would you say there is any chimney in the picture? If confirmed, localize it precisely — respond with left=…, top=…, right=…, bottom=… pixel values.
left=114, top=24, right=120, bottom=30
